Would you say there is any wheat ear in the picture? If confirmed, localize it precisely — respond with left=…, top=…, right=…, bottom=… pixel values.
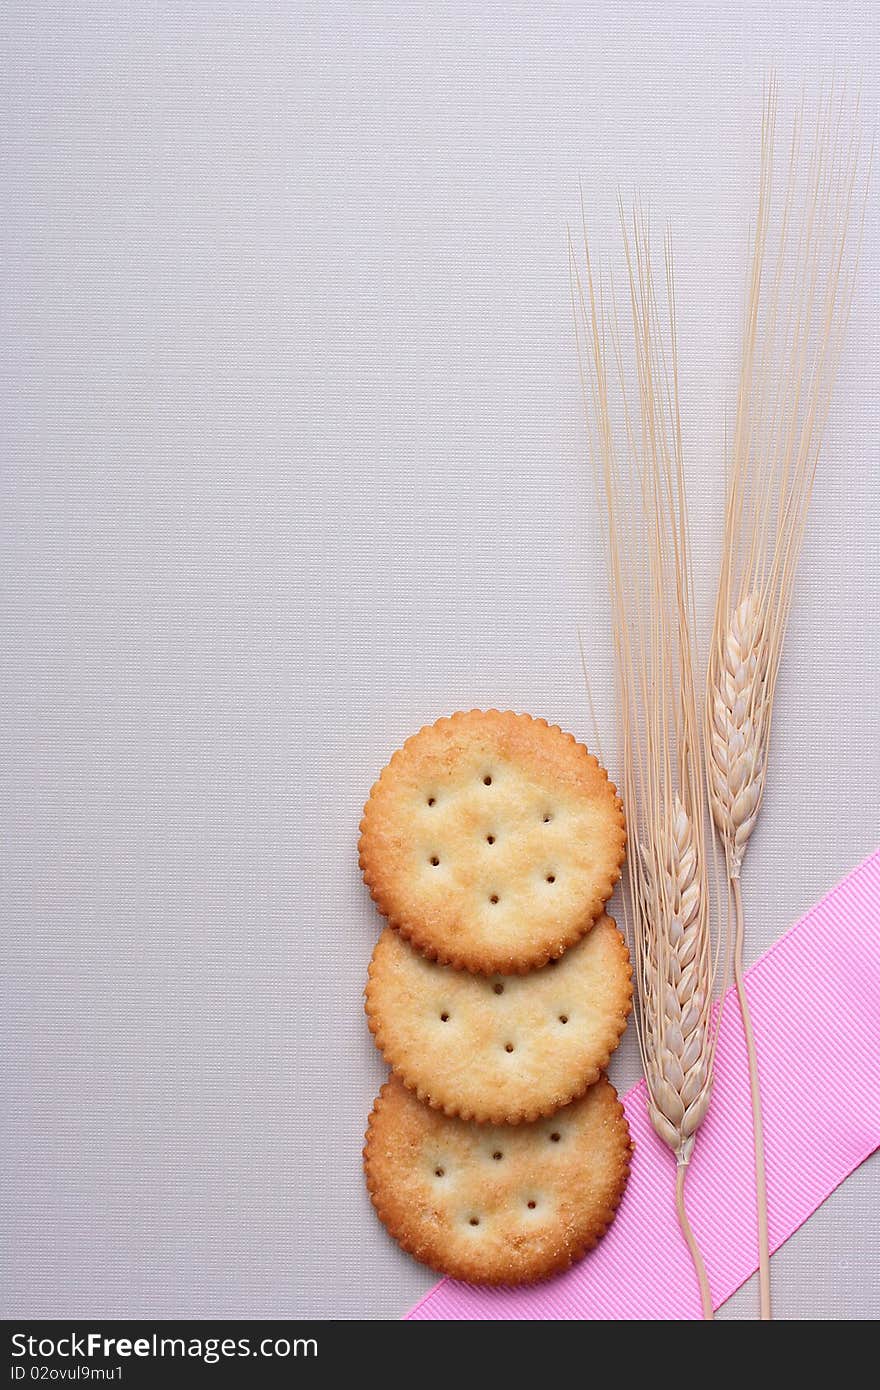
left=638, top=800, right=715, bottom=1318
left=640, top=800, right=712, bottom=1164
left=707, top=592, right=769, bottom=880
left=705, top=80, right=868, bottom=1320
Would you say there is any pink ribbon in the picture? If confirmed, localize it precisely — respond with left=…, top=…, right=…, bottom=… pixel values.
left=408, top=849, right=880, bottom=1319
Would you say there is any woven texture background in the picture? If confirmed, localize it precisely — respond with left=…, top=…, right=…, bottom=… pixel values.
left=2, top=1, right=878, bottom=1319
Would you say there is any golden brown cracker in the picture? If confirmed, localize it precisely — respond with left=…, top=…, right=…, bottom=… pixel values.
left=364, top=1073, right=631, bottom=1285
left=359, top=710, right=625, bottom=973
left=366, top=913, right=631, bottom=1123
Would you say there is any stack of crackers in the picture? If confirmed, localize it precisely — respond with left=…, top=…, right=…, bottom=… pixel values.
left=359, top=710, right=633, bottom=1285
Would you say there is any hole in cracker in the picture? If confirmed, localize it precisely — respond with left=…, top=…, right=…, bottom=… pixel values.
left=440, top=1012, right=450, bottom=1022
left=493, top=982, right=504, bottom=995
left=468, top=1216, right=480, bottom=1227
left=483, top=775, right=493, bottom=786
left=504, top=1042, right=515, bottom=1053
left=559, top=1014, right=569, bottom=1024
left=427, top=796, right=435, bottom=806
left=546, top=874, right=556, bottom=883
left=542, top=813, right=552, bottom=823
left=435, top=1167, right=444, bottom=1177
left=486, top=834, right=495, bottom=844
left=527, top=1200, right=537, bottom=1210
left=489, top=894, right=499, bottom=905
left=492, top=1150, right=503, bottom=1161
left=550, top=1131, right=561, bottom=1143
left=429, top=856, right=440, bottom=867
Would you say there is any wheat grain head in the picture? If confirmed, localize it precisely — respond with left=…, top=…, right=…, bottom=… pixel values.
left=707, top=82, right=867, bottom=879
left=639, top=798, right=713, bottom=1164
left=571, top=206, right=720, bottom=1172
left=707, top=591, right=770, bottom=879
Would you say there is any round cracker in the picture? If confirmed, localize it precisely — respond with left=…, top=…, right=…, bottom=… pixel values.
left=364, top=1073, right=631, bottom=1285
left=358, top=710, right=626, bottom=973
left=366, top=914, right=632, bottom=1123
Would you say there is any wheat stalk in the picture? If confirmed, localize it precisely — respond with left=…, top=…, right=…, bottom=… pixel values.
left=704, top=79, right=868, bottom=1320
left=572, top=207, right=721, bottom=1319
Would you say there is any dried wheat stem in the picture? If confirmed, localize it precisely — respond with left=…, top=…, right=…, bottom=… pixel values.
left=676, top=1163, right=713, bottom=1319
left=732, top=876, right=771, bottom=1318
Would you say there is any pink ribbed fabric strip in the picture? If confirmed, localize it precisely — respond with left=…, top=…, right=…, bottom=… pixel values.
left=407, top=848, right=880, bottom=1320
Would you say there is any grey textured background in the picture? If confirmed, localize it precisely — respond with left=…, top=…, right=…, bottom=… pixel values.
left=2, top=2, right=878, bottom=1321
